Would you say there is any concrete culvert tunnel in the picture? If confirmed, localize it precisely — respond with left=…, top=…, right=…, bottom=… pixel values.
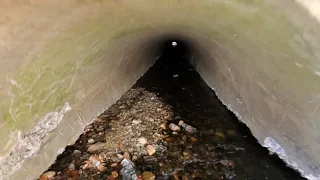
left=1, top=1, right=320, bottom=179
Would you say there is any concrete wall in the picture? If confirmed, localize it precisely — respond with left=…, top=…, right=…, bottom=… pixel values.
left=0, top=0, right=320, bottom=179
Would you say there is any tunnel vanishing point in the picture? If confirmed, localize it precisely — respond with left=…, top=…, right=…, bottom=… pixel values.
left=1, top=0, right=320, bottom=179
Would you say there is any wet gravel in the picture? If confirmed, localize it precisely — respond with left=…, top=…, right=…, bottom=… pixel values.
left=39, top=46, right=305, bottom=180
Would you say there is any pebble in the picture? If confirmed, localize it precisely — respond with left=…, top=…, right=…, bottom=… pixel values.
left=110, top=154, right=123, bottom=163
left=82, top=164, right=89, bottom=169
left=169, top=123, right=181, bottom=132
left=88, top=138, right=95, bottom=144
left=146, top=145, right=156, bottom=156
left=181, top=135, right=187, bottom=141
left=73, top=150, right=81, bottom=156
left=96, top=126, right=104, bottom=132
left=143, top=156, right=158, bottom=164
left=132, top=155, right=138, bottom=161
left=120, top=159, right=138, bottom=180
left=84, top=125, right=92, bottom=131
left=182, top=149, right=192, bottom=156
left=87, top=142, right=104, bottom=152
left=160, top=123, right=166, bottom=130
left=142, top=171, right=156, bottom=180
left=178, top=120, right=197, bottom=133
left=137, top=137, right=148, bottom=145
left=111, top=162, right=119, bottom=167
left=146, top=117, right=154, bottom=122
left=117, top=154, right=124, bottom=160
left=68, top=163, right=75, bottom=170
left=188, top=136, right=197, bottom=143
left=165, top=137, right=175, bottom=143
left=89, top=155, right=100, bottom=165
left=111, top=171, right=119, bottom=178
left=220, top=159, right=235, bottom=168
left=93, top=161, right=101, bottom=167
left=40, top=171, right=56, bottom=179
left=132, top=119, right=140, bottom=124
left=123, top=152, right=131, bottom=159
left=214, top=131, right=226, bottom=142
left=226, top=129, right=238, bottom=139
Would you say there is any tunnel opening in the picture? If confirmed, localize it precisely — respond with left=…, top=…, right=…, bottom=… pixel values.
left=40, top=37, right=306, bottom=180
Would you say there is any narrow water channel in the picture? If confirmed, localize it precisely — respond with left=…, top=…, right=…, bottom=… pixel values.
left=40, top=43, right=305, bottom=180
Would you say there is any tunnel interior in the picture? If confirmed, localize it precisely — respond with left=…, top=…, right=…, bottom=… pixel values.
left=39, top=37, right=306, bottom=180
left=1, top=1, right=320, bottom=179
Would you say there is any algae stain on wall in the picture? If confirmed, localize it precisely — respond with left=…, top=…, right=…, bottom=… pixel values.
left=0, top=2, right=155, bottom=153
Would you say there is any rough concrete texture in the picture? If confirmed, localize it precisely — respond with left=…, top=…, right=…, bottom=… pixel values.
left=0, top=0, right=320, bottom=179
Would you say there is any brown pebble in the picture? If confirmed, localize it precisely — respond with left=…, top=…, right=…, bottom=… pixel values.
left=123, top=152, right=131, bottom=159
left=96, top=117, right=105, bottom=122
left=160, top=123, right=167, bottom=130
left=109, top=121, right=114, bottom=127
left=87, top=142, right=105, bottom=153
left=71, top=170, right=79, bottom=178
left=165, top=137, right=175, bottom=143
left=111, top=171, right=119, bottom=178
left=119, top=140, right=125, bottom=151
left=40, top=171, right=56, bottom=180
left=188, top=136, right=197, bottom=143
left=142, top=171, right=156, bottom=180
left=146, top=145, right=156, bottom=156
left=108, top=175, right=116, bottom=180
left=156, top=108, right=163, bottom=112
left=110, top=162, right=119, bottom=167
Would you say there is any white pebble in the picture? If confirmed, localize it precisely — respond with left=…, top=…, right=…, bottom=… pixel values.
left=69, top=163, right=75, bottom=170
left=88, top=138, right=95, bottom=144
left=169, top=123, right=181, bottom=132
left=137, top=137, right=148, bottom=145
left=132, top=120, right=140, bottom=124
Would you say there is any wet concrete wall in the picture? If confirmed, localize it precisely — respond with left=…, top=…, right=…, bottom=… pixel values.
left=0, top=0, right=320, bottom=179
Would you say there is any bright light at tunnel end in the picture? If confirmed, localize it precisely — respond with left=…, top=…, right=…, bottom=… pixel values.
left=172, top=41, right=177, bottom=47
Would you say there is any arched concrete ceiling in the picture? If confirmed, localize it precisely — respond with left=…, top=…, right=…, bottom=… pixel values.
left=0, top=0, right=320, bottom=179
